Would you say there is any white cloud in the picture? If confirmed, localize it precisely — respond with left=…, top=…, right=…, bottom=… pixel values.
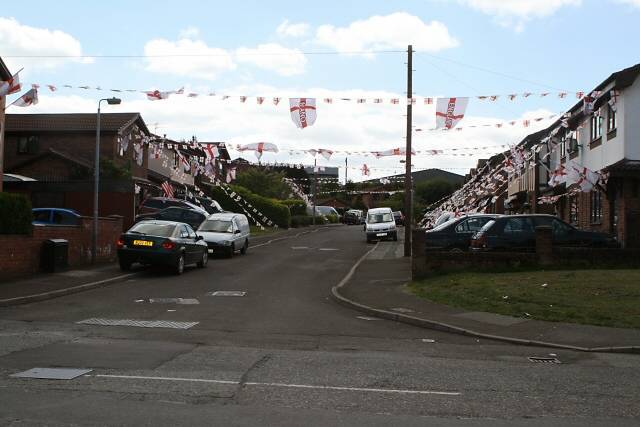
left=456, top=0, right=582, bottom=31
left=614, top=0, right=640, bottom=7
left=276, top=20, right=310, bottom=38
left=315, top=12, right=459, bottom=54
left=179, top=26, right=201, bottom=39
left=143, top=37, right=236, bottom=80
left=0, top=17, right=91, bottom=73
left=235, top=43, right=307, bottom=76
left=24, top=88, right=554, bottom=181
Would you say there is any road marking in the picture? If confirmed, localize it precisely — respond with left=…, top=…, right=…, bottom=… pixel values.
left=318, top=248, right=339, bottom=251
left=208, top=291, right=246, bottom=297
left=357, top=316, right=382, bottom=321
left=90, top=374, right=460, bottom=396
left=252, top=228, right=322, bottom=249
left=291, top=246, right=309, bottom=250
left=77, top=318, right=198, bottom=329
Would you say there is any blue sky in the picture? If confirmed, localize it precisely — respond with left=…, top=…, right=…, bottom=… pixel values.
left=2, top=0, right=640, bottom=179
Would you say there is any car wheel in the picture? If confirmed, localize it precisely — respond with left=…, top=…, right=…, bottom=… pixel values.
left=119, top=259, right=131, bottom=271
left=228, top=243, right=235, bottom=258
left=240, top=240, right=248, bottom=255
left=175, top=254, right=185, bottom=275
left=449, top=247, right=463, bottom=253
left=197, top=250, right=208, bottom=268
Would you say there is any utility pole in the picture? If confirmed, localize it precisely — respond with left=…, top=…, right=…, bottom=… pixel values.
left=345, top=156, right=348, bottom=185
left=312, top=157, right=317, bottom=225
left=404, top=45, right=413, bottom=257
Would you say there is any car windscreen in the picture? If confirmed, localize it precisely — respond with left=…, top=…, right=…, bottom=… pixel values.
left=368, top=213, right=393, bottom=223
left=430, top=218, right=457, bottom=232
left=198, top=219, right=233, bottom=233
left=317, top=207, right=336, bottom=215
left=128, top=222, right=176, bottom=237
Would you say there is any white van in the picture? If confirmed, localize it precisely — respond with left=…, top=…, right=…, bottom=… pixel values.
left=364, top=207, right=397, bottom=243
left=197, top=213, right=250, bottom=257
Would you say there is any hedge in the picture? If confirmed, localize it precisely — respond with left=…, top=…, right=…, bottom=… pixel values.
left=290, top=215, right=314, bottom=228
left=0, top=192, right=33, bottom=235
left=280, top=199, right=307, bottom=216
left=208, top=185, right=291, bottom=228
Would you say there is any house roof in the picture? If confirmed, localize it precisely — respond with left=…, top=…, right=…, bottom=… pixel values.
left=8, top=147, right=93, bottom=173
left=0, top=56, right=11, bottom=80
left=5, top=113, right=150, bottom=134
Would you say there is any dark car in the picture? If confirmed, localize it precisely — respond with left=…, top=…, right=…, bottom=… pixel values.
left=138, top=197, right=208, bottom=215
left=343, top=209, right=363, bottom=225
left=470, top=214, right=617, bottom=252
left=193, top=196, right=223, bottom=215
left=392, top=211, right=405, bottom=226
left=32, top=208, right=82, bottom=226
left=425, top=214, right=500, bottom=252
left=117, top=220, right=208, bottom=274
left=135, top=207, right=207, bottom=230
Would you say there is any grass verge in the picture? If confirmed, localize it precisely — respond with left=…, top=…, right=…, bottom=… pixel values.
left=250, top=225, right=279, bottom=237
left=409, top=269, right=640, bottom=329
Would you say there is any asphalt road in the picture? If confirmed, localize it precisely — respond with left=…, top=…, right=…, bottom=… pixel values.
left=0, top=225, right=639, bottom=426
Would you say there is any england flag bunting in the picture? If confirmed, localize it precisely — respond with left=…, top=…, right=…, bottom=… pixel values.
left=435, top=97, right=469, bottom=129
left=0, top=71, right=22, bottom=97
left=10, top=88, right=38, bottom=107
left=361, top=164, right=370, bottom=176
left=226, top=167, right=237, bottom=184
left=145, top=87, right=183, bottom=101
left=372, top=147, right=416, bottom=158
left=203, top=144, right=219, bottom=162
left=289, top=98, right=317, bottom=129
left=238, top=142, right=278, bottom=160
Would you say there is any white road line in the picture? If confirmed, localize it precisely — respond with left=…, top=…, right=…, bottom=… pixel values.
left=252, top=229, right=321, bottom=248
left=93, top=374, right=239, bottom=385
left=90, top=374, right=460, bottom=396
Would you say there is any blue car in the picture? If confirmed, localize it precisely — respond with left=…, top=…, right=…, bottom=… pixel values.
left=32, top=208, right=82, bottom=226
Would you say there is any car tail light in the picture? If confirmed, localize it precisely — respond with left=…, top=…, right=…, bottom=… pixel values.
left=162, top=240, right=176, bottom=250
left=116, top=237, right=125, bottom=249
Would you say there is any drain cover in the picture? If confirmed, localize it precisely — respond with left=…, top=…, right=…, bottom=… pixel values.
left=11, top=367, right=92, bottom=380
left=77, top=318, right=198, bottom=329
left=208, top=291, right=246, bottom=297
left=528, top=357, right=561, bottom=364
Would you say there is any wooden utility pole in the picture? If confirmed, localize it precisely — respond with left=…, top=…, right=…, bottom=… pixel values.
left=404, top=45, right=413, bottom=257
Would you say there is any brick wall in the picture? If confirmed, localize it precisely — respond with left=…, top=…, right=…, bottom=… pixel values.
left=0, top=215, right=122, bottom=280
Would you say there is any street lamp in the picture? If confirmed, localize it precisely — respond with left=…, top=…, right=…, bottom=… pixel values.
left=92, top=97, right=121, bottom=264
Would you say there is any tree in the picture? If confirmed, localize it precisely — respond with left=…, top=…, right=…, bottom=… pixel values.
left=235, top=168, right=291, bottom=199
left=415, top=179, right=456, bottom=206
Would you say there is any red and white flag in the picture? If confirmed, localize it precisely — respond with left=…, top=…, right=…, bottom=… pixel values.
left=11, top=88, right=38, bottom=107
left=161, top=181, right=175, bottom=198
left=0, top=71, right=22, bottom=96
left=226, top=167, right=237, bottom=184
left=318, top=148, right=333, bottom=160
left=204, top=144, right=219, bottom=162
left=435, top=97, right=469, bottom=129
left=361, top=164, right=370, bottom=176
left=238, top=142, right=278, bottom=160
left=145, top=88, right=180, bottom=101
left=47, top=84, right=57, bottom=92
left=372, top=147, right=416, bottom=158
left=289, top=98, right=317, bottom=129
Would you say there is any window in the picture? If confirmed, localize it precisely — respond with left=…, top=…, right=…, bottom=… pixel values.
left=590, top=191, right=603, bottom=224
left=551, top=219, right=573, bottom=239
left=455, top=217, right=491, bottom=233
left=564, top=130, right=578, bottom=154
left=503, top=218, right=535, bottom=234
left=590, top=113, right=603, bottom=141
left=569, top=195, right=579, bottom=225
left=559, top=138, right=567, bottom=159
left=17, top=136, right=39, bottom=154
left=607, top=104, right=617, bottom=133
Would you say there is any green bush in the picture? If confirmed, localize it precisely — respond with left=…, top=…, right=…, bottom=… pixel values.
left=0, top=192, right=33, bottom=235
left=281, top=199, right=308, bottom=216
left=326, top=214, right=340, bottom=224
left=208, top=185, right=291, bottom=228
left=290, top=215, right=313, bottom=228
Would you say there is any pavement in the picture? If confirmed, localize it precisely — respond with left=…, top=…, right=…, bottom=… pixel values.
left=3, top=223, right=639, bottom=352
left=333, top=233, right=640, bottom=353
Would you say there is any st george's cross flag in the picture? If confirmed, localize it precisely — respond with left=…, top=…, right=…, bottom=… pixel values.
left=0, top=71, right=22, bottom=97
left=145, top=87, right=183, bottom=101
left=289, top=98, right=317, bottom=129
left=435, top=97, right=469, bottom=129
left=11, top=88, right=38, bottom=107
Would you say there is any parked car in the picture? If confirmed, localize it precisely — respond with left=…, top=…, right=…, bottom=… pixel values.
left=424, top=214, right=500, bottom=252
left=392, top=211, right=405, bottom=226
left=138, top=197, right=208, bottom=215
left=343, top=209, right=364, bottom=225
left=194, top=196, right=224, bottom=215
left=32, top=208, right=81, bottom=226
left=470, top=214, right=617, bottom=252
left=116, top=220, right=208, bottom=274
left=197, top=212, right=251, bottom=257
left=135, top=207, right=207, bottom=230
left=365, top=207, right=397, bottom=242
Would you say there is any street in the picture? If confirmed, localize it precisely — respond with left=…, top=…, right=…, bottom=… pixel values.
left=1, top=225, right=639, bottom=426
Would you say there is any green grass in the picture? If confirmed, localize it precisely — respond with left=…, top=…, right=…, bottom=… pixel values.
left=250, top=225, right=279, bottom=236
left=409, top=270, right=640, bottom=329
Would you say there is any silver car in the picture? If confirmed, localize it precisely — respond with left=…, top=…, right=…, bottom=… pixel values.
left=197, top=213, right=251, bottom=257
left=364, top=207, right=398, bottom=243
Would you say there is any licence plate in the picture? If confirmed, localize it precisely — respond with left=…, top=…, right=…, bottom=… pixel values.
left=133, top=240, right=153, bottom=247
left=208, top=249, right=214, bottom=254
left=376, top=233, right=386, bottom=237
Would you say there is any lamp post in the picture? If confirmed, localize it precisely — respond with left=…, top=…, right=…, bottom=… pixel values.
left=92, top=97, right=121, bottom=264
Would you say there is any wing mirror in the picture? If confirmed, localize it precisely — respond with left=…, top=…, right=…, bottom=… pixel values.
left=196, top=235, right=204, bottom=241
left=234, top=229, right=241, bottom=234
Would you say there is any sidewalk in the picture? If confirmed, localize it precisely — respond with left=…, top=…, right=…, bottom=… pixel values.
left=332, top=242, right=640, bottom=353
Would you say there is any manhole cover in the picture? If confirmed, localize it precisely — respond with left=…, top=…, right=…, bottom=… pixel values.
left=208, top=291, right=246, bottom=297
left=11, top=367, right=92, bottom=380
left=528, top=357, right=561, bottom=364
left=77, top=318, right=198, bottom=329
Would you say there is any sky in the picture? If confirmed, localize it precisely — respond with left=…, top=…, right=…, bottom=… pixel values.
left=2, top=0, right=640, bottom=181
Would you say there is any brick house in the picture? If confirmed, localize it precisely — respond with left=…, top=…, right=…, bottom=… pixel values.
left=0, top=56, right=13, bottom=192
left=3, top=113, right=151, bottom=228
